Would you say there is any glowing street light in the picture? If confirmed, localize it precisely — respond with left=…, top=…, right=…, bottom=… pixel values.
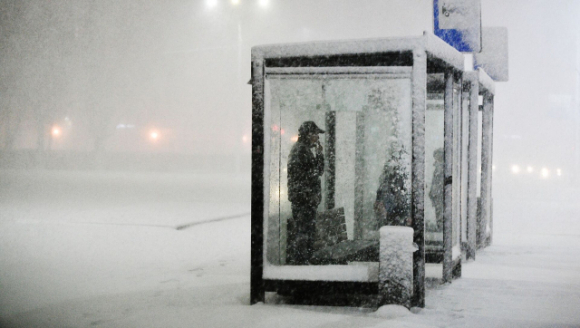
left=541, top=168, right=549, bottom=178
left=527, top=166, right=534, bottom=173
left=150, top=131, right=159, bottom=141
left=556, top=168, right=562, bottom=176
left=231, top=0, right=240, bottom=4
left=52, top=127, right=61, bottom=137
left=511, top=165, right=520, bottom=174
left=290, top=135, right=298, bottom=142
left=206, top=0, right=218, bottom=8
left=258, top=0, right=269, bottom=7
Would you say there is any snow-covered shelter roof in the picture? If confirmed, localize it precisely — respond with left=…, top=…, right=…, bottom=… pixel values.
left=252, top=31, right=464, bottom=71
left=463, top=68, right=496, bottom=95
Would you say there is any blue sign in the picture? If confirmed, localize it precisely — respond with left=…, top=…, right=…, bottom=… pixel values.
left=434, top=0, right=482, bottom=53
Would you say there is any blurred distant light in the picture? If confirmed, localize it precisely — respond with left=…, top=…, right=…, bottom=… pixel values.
left=206, top=0, right=218, bottom=8
left=541, top=168, right=549, bottom=178
left=511, top=165, right=520, bottom=174
left=150, top=131, right=159, bottom=140
left=280, top=129, right=285, bottom=135
left=527, top=166, right=533, bottom=173
left=492, top=165, right=496, bottom=171
left=556, top=168, right=562, bottom=176
left=242, top=135, right=249, bottom=143
left=116, top=124, right=126, bottom=129
left=291, top=135, right=298, bottom=142
left=258, top=0, right=269, bottom=7
left=126, top=124, right=135, bottom=129
left=231, top=0, right=240, bottom=4
left=272, top=125, right=279, bottom=132
left=52, top=127, right=61, bottom=137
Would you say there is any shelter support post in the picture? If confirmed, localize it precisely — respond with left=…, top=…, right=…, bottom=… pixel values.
left=442, top=68, right=454, bottom=283
left=251, top=59, right=265, bottom=304
left=354, top=113, right=366, bottom=240
left=478, top=91, right=493, bottom=249
left=485, top=94, right=494, bottom=246
left=466, top=78, right=479, bottom=260
left=325, top=111, right=336, bottom=210
left=411, top=49, right=427, bottom=308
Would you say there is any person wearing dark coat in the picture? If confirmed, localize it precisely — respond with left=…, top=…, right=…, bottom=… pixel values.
left=374, top=152, right=412, bottom=228
left=429, top=148, right=445, bottom=231
left=286, top=121, right=325, bottom=265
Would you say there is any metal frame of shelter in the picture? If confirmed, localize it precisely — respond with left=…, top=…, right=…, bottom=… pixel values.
left=250, top=32, right=493, bottom=308
left=463, top=69, right=495, bottom=253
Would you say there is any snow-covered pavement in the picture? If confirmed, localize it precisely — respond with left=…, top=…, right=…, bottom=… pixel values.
left=1, top=169, right=579, bottom=327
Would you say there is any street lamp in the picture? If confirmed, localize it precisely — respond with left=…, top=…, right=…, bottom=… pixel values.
left=541, top=168, right=550, bottom=178
left=52, top=127, right=61, bottom=137
left=206, top=0, right=218, bottom=9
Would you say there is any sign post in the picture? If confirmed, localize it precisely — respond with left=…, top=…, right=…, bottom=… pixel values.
left=474, top=27, right=509, bottom=82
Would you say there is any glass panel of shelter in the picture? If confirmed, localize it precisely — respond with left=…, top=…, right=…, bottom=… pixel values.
left=424, top=73, right=463, bottom=262
left=265, top=71, right=412, bottom=267
left=425, top=73, right=444, bottom=254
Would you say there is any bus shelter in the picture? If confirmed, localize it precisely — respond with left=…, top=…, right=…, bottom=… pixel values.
left=250, top=32, right=465, bottom=308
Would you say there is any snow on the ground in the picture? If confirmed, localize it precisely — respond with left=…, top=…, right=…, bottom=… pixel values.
left=1, top=169, right=580, bottom=327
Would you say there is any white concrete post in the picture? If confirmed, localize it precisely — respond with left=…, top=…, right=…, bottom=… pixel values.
left=379, top=226, right=418, bottom=308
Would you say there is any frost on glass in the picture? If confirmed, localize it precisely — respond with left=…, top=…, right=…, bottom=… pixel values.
left=266, top=79, right=325, bottom=265
left=425, top=74, right=444, bottom=250
left=425, top=74, right=463, bottom=256
left=264, top=73, right=412, bottom=268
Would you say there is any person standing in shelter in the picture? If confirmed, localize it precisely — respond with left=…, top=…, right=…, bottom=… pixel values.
left=429, top=148, right=445, bottom=231
left=286, top=121, right=325, bottom=265
left=374, top=149, right=412, bottom=228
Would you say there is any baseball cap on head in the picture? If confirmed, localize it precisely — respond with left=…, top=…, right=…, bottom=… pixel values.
left=298, top=121, right=325, bottom=136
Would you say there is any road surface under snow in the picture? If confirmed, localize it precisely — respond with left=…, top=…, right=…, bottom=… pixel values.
left=1, top=169, right=579, bottom=327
